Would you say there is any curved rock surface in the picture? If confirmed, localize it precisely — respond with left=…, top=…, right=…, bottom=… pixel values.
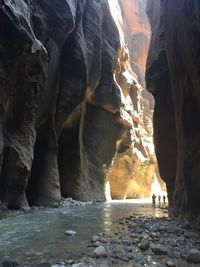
left=107, top=0, right=159, bottom=200
left=119, top=0, right=151, bottom=87
left=0, top=0, right=123, bottom=209
left=0, top=0, right=163, bottom=209
left=146, top=0, right=200, bottom=218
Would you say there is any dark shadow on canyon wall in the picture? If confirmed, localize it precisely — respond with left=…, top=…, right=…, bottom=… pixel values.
left=0, top=0, right=124, bottom=209
left=146, top=0, right=200, bottom=219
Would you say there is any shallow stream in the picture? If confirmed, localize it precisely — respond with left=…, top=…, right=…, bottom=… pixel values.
left=0, top=201, right=167, bottom=265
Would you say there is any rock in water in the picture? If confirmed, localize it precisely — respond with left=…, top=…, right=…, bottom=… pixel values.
left=65, top=230, right=77, bottom=236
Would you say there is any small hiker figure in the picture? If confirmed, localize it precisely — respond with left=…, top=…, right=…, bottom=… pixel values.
left=163, top=195, right=166, bottom=204
left=158, top=195, right=161, bottom=206
left=152, top=194, right=156, bottom=206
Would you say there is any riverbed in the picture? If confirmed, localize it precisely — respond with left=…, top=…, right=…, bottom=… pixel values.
left=0, top=201, right=167, bottom=265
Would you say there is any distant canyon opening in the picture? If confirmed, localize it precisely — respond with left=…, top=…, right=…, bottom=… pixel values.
left=106, top=0, right=166, bottom=202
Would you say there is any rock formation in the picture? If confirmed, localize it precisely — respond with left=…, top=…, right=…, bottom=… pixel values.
left=0, top=0, right=161, bottom=210
left=118, top=0, right=151, bottom=87
left=0, top=0, right=124, bottom=209
left=108, top=0, right=159, bottom=200
left=146, top=0, right=200, bottom=219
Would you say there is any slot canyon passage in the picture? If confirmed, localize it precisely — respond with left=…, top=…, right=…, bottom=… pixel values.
left=0, top=0, right=200, bottom=266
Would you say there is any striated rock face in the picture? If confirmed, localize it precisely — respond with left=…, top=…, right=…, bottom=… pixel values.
left=146, top=0, right=200, bottom=218
left=107, top=0, right=158, bottom=200
left=0, top=0, right=124, bottom=209
left=118, top=0, right=151, bottom=87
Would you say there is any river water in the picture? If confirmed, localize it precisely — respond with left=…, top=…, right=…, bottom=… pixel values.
left=0, top=201, right=167, bottom=265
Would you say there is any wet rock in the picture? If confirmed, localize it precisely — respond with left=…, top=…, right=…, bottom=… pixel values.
left=94, top=246, right=107, bottom=258
left=51, top=265, right=65, bottom=267
left=139, top=237, right=150, bottom=250
left=65, top=230, right=77, bottom=236
left=187, top=249, right=200, bottom=263
left=151, top=244, right=168, bottom=255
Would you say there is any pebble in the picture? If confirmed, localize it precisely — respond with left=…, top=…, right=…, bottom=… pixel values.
left=65, top=230, right=77, bottom=236
left=94, top=246, right=107, bottom=258
left=187, top=249, right=200, bottom=263
left=151, top=244, right=168, bottom=255
left=139, top=237, right=149, bottom=250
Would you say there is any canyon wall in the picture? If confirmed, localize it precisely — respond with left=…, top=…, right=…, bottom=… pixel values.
left=119, top=0, right=151, bottom=87
left=0, top=0, right=159, bottom=209
left=0, top=0, right=125, bottom=209
left=108, top=0, right=160, bottom=200
left=146, top=0, right=200, bottom=219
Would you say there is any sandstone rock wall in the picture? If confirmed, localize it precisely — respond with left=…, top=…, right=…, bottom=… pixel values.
left=108, top=0, right=159, bottom=200
left=0, top=0, right=162, bottom=209
left=0, top=0, right=126, bottom=209
left=118, top=0, right=151, bottom=87
left=146, top=0, right=200, bottom=218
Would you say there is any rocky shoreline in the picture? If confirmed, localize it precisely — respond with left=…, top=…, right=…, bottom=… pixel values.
left=1, top=204, right=200, bottom=267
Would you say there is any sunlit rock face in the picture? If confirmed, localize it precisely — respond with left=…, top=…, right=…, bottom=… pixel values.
left=107, top=0, right=158, bottom=199
left=118, top=0, right=151, bottom=87
left=146, top=0, right=200, bottom=218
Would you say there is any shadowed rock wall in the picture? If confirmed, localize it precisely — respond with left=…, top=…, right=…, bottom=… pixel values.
left=146, top=0, right=200, bottom=219
left=0, top=0, right=125, bottom=209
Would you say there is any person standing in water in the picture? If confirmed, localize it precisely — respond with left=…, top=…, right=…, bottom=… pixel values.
left=163, top=195, right=166, bottom=204
left=152, top=194, right=156, bottom=206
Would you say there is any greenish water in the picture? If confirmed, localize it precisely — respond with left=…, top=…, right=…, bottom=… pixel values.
left=0, top=202, right=167, bottom=265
